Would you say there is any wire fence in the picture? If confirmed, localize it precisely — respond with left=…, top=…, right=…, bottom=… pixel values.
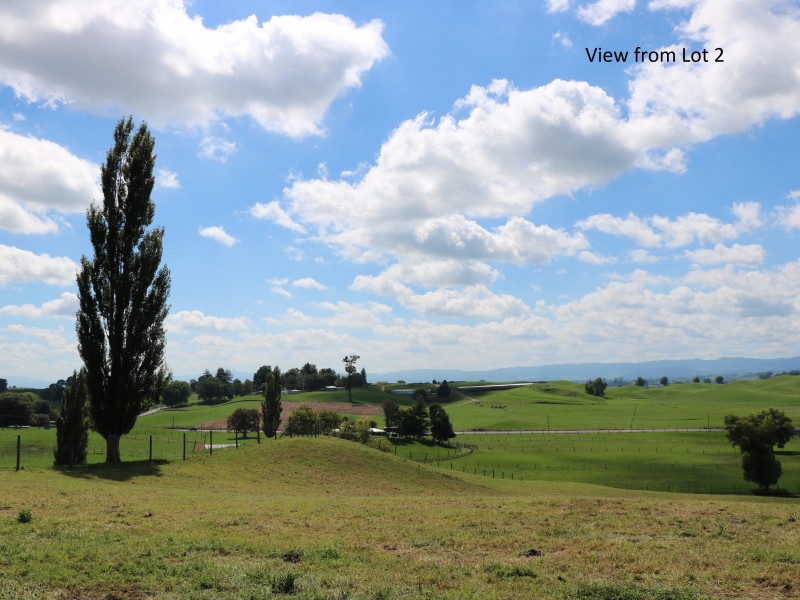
left=0, top=428, right=265, bottom=470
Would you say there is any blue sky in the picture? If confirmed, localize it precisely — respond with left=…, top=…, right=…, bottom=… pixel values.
left=1, top=0, right=799, bottom=384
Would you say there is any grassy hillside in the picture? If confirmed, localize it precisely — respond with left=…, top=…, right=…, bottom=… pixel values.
left=2, top=436, right=799, bottom=599
left=447, top=376, right=800, bottom=430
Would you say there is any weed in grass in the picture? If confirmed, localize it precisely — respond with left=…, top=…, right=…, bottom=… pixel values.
left=16, top=508, right=32, bottom=523
left=271, top=572, right=297, bottom=594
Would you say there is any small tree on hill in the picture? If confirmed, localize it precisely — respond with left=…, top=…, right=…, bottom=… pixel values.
left=436, top=380, right=451, bottom=399
left=382, top=399, right=401, bottom=432
left=162, top=380, right=191, bottom=407
left=342, top=355, right=360, bottom=402
left=725, top=408, right=795, bottom=493
left=54, top=370, right=89, bottom=467
left=284, top=405, right=320, bottom=436
left=692, top=376, right=700, bottom=383
left=715, top=375, right=724, bottom=384
left=634, top=377, right=646, bottom=387
left=659, top=376, right=669, bottom=386
left=261, top=367, right=282, bottom=438
left=0, top=378, right=6, bottom=393
left=227, top=408, right=260, bottom=438
left=318, top=410, right=342, bottom=434
left=585, top=377, right=607, bottom=397
left=429, top=403, right=455, bottom=443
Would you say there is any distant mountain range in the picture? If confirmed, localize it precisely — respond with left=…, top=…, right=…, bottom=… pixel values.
left=7, top=356, right=799, bottom=389
left=370, top=356, right=800, bottom=384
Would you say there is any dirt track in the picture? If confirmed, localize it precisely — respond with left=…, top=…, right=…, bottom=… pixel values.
left=195, top=401, right=383, bottom=430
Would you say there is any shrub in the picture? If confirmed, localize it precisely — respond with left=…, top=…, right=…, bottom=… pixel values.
left=17, top=508, right=32, bottom=524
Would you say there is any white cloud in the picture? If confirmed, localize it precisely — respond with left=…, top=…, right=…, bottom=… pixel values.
left=553, top=32, right=573, bottom=48
left=350, top=271, right=530, bottom=319
left=197, top=136, right=237, bottom=163
left=577, top=0, right=636, bottom=26
left=628, top=0, right=800, bottom=147
left=157, top=168, right=180, bottom=189
left=578, top=203, right=762, bottom=248
left=166, top=310, right=247, bottom=334
left=0, top=129, right=98, bottom=233
left=547, top=0, right=572, bottom=12
left=0, top=292, right=78, bottom=318
left=776, top=193, right=800, bottom=230
left=628, top=249, right=661, bottom=264
left=0, top=244, right=77, bottom=286
left=199, top=225, right=238, bottom=247
left=0, top=2, right=389, bottom=137
left=292, top=277, right=327, bottom=290
left=576, top=213, right=661, bottom=247
left=682, top=243, right=765, bottom=267
left=250, top=200, right=306, bottom=233
left=578, top=250, right=618, bottom=265
left=271, top=286, right=292, bottom=299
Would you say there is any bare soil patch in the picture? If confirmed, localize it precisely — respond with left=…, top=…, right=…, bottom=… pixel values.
left=195, top=401, right=383, bottom=431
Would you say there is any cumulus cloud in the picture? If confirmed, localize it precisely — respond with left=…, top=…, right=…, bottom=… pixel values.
left=166, top=310, right=247, bottom=334
left=577, top=0, right=636, bottom=26
left=0, top=244, right=78, bottom=286
left=197, top=137, right=237, bottom=162
left=682, top=243, right=765, bottom=267
left=250, top=200, right=306, bottom=233
left=156, top=168, right=180, bottom=189
left=292, top=277, right=327, bottom=290
left=0, top=292, right=78, bottom=318
left=776, top=193, right=800, bottom=230
left=0, top=2, right=389, bottom=137
left=0, top=129, right=98, bottom=233
left=199, top=225, right=238, bottom=247
left=577, top=203, right=762, bottom=248
left=627, top=0, right=800, bottom=147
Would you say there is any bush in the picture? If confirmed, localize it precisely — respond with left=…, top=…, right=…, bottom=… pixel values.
left=585, top=378, right=607, bottom=397
left=17, top=508, right=32, bottom=524
left=0, top=393, right=35, bottom=426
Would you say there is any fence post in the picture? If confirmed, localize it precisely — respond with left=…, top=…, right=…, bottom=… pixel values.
left=16, top=434, right=21, bottom=471
left=257, top=430, right=260, bottom=445
left=235, top=431, right=238, bottom=449
left=210, top=431, right=213, bottom=456
left=183, top=432, right=186, bottom=461
left=149, top=435, right=153, bottom=464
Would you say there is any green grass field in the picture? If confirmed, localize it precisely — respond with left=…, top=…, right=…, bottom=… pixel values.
left=2, top=437, right=799, bottom=599
left=446, top=376, right=800, bottom=431
left=1, top=377, right=799, bottom=598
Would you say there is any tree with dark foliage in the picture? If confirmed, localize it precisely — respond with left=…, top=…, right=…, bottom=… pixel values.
left=76, top=117, right=170, bottom=464
left=584, top=377, right=607, bottom=397
left=54, top=370, right=89, bottom=466
left=429, top=403, right=455, bottom=443
left=725, top=408, right=794, bottom=492
left=227, top=408, right=260, bottom=438
left=261, top=368, right=282, bottom=438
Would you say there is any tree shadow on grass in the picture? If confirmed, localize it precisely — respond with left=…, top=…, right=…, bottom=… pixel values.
left=54, top=459, right=166, bottom=481
left=749, top=487, right=798, bottom=498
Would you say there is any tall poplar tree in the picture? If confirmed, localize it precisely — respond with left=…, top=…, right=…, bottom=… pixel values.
left=262, top=367, right=282, bottom=438
left=76, top=117, right=170, bottom=465
left=53, top=369, right=89, bottom=467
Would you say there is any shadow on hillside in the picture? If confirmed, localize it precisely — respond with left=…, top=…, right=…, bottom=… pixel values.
left=749, top=488, right=798, bottom=498
left=54, top=459, right=166, bottom=481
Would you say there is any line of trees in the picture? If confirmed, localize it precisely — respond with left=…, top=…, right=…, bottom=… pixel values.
left=382, top=397, right=455, bottom=443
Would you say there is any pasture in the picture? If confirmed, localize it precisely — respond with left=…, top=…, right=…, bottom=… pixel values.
left=2, top=437, right=799, bottom=599
left=1, top=376, right=799, bottom=598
